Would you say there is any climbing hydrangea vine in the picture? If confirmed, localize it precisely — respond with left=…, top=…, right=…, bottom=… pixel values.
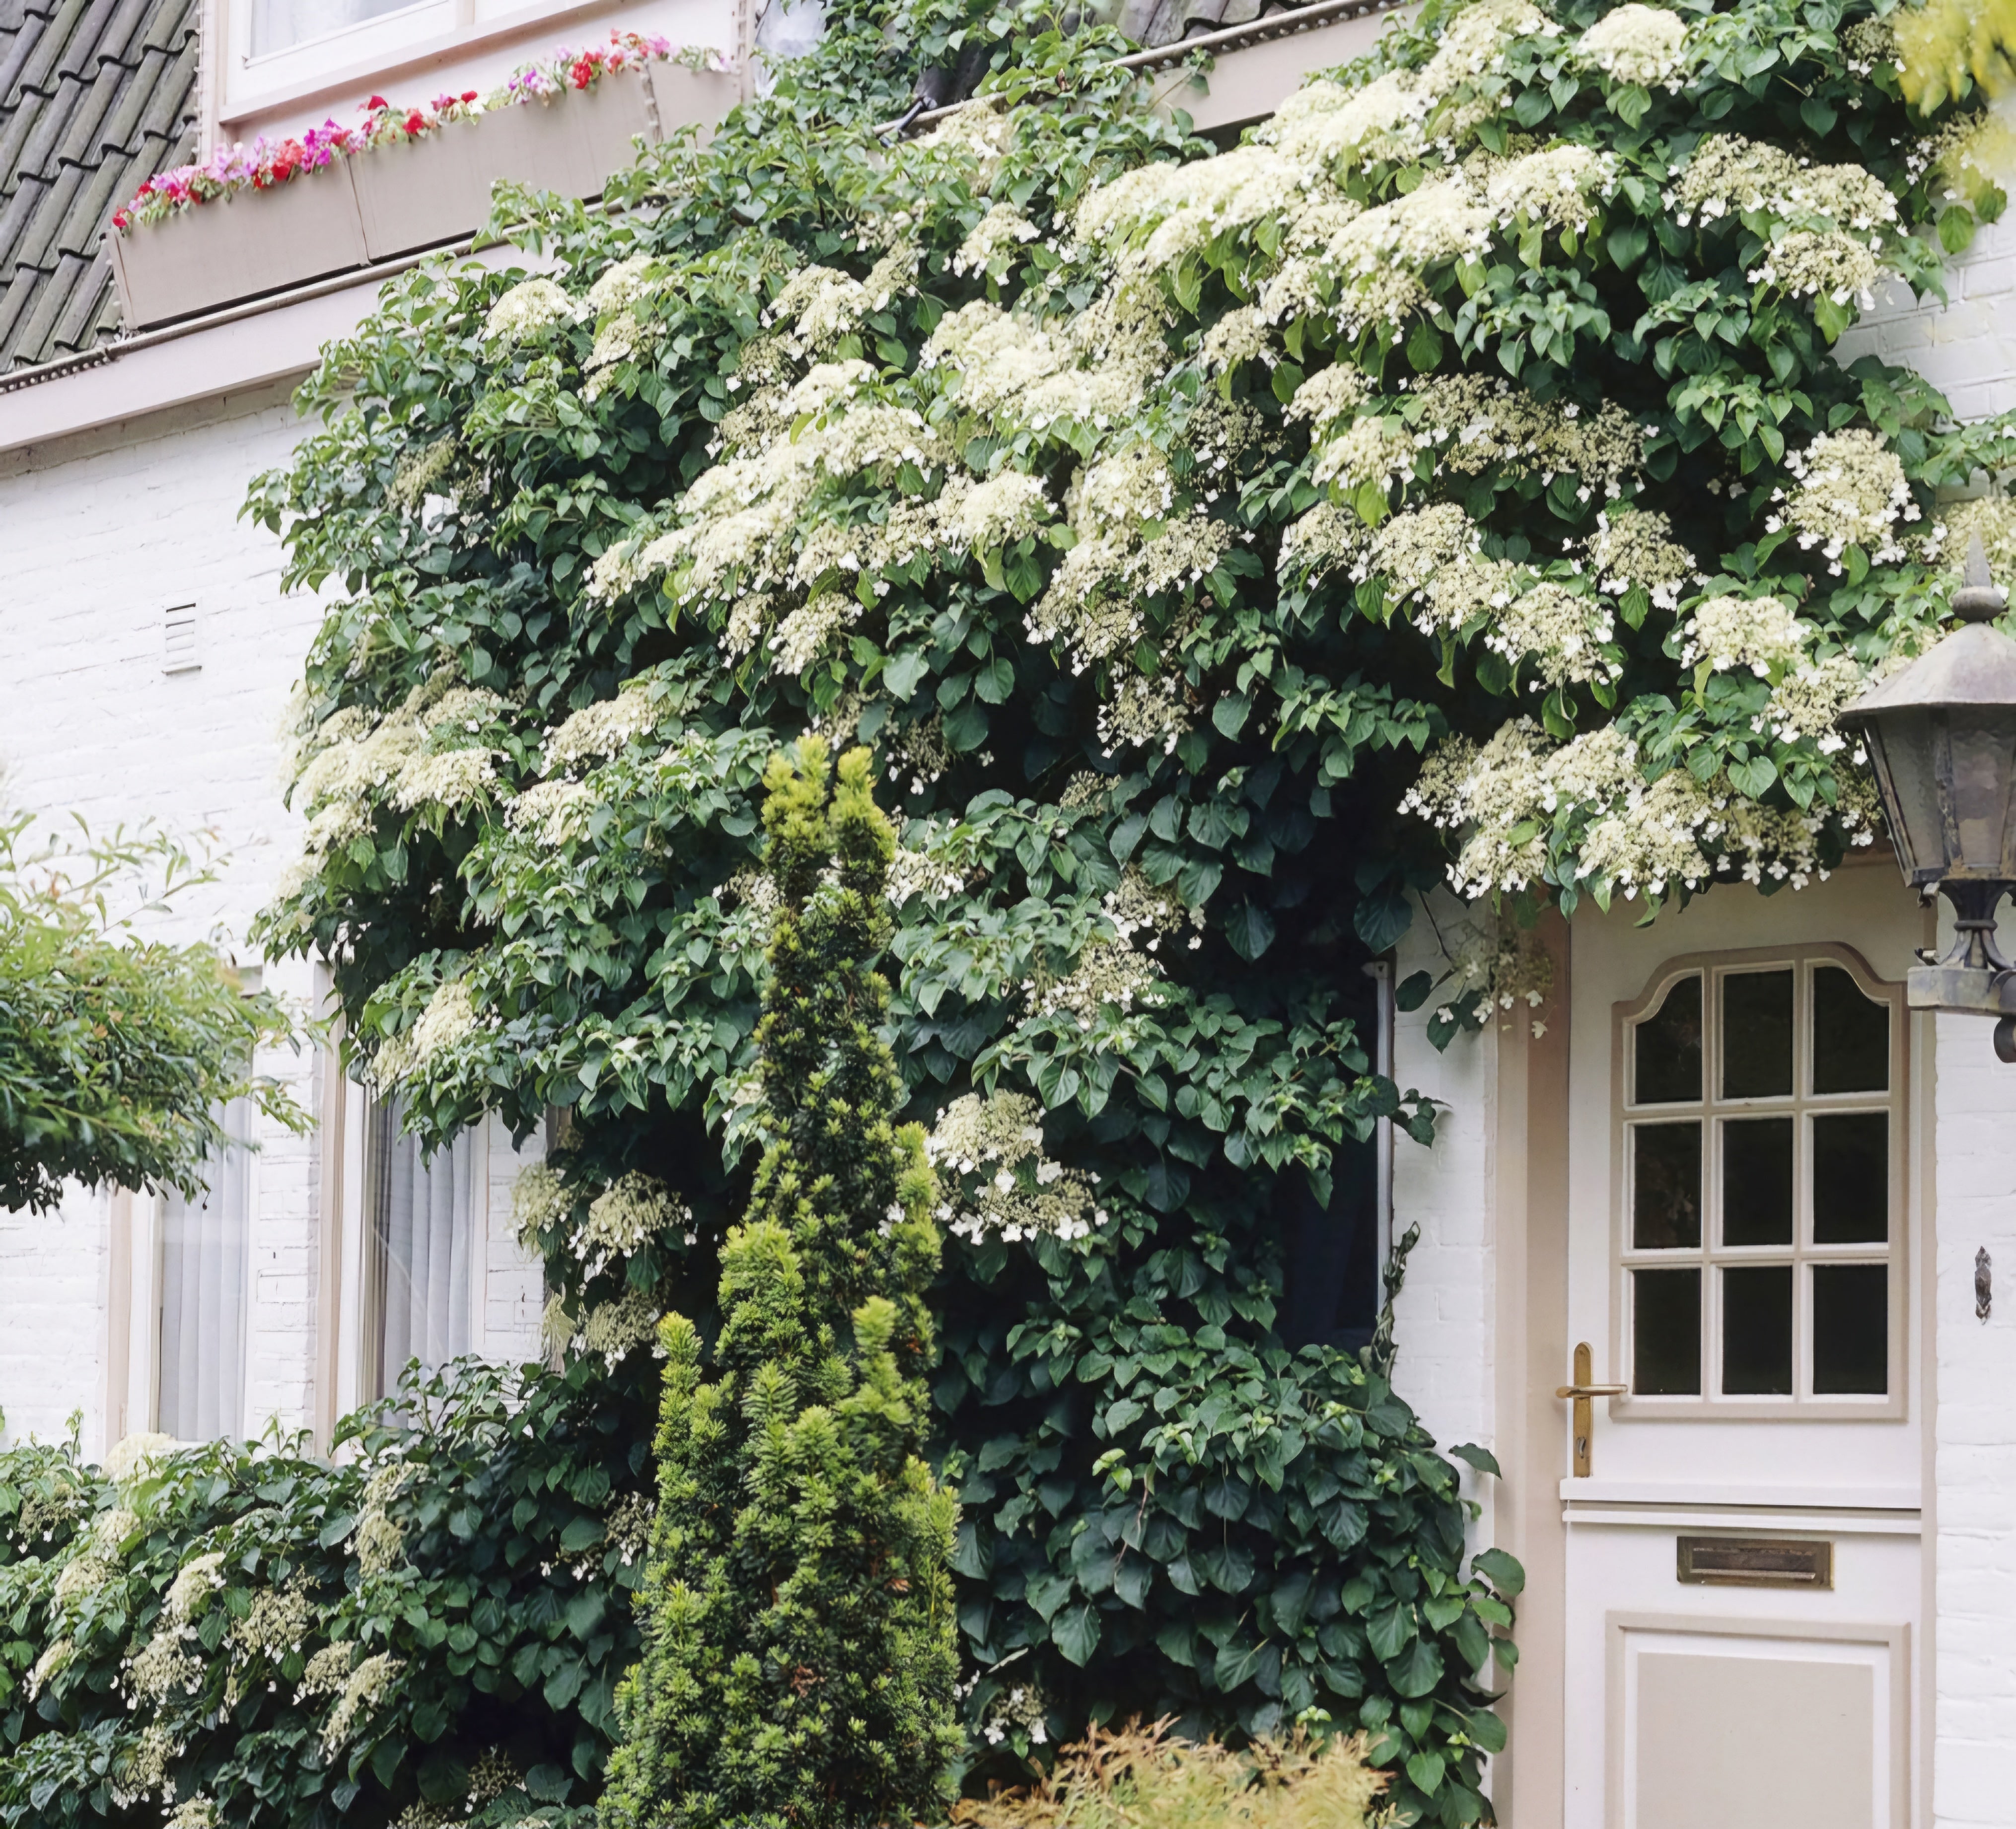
left=243, top=0, right=2013, bottom=1817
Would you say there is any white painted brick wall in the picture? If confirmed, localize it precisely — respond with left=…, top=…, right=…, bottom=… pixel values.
left=1392, top=896, right=1498, bottom=1542
left=0, top=388, right=545, bottom=1456
left=1849, top=223, right=2016, bottom=1827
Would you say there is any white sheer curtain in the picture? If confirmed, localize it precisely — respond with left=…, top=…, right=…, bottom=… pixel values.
left=368, top=1099, right=480, bottom=1399
left=157, top=1097, right=253, bottom=1442
left=250, top=0, right=418, bottom=57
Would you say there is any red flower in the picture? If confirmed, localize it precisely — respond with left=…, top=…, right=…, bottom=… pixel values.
left=570, top=55, right=595, bottom=87
left=366, top=94, right=388, bottom=110
left=461, top=89, right=478, bottom=102
left=111, top=209, right=130, bottom=230
left=404, top=110, right=426, bottom=135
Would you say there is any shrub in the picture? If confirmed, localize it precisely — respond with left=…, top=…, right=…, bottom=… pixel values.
left=0, top=1363, right=650, bottom=1829
left=953, top=1718, right=1385, bottom=1829
left=601, top=740, right=961, bottom=1827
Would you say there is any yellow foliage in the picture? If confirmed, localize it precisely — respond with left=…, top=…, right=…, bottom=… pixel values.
left=1898, top=0, right=2016, bottom=108
left=952, top=1720, right=1388, bottom=1829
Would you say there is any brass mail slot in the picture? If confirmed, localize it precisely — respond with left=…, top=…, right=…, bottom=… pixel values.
left=1676, top=1536, right=1833, bottom=1589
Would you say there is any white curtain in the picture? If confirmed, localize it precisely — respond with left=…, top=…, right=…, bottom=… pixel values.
left=369, top=1099, right=479, bottom=1399
left=157, top=1098, right=253, bottom=1442
left=251, top=0, right=417, bottom=57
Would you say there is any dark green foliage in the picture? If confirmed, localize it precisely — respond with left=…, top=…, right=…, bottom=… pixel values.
left=0, top=1363, right=650, bottom=1829
left=601, top=740, right=961, bottom=1828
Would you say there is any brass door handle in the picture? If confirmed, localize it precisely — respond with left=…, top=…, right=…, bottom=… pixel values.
left=1557, top=1341, right=1627, bottom=1477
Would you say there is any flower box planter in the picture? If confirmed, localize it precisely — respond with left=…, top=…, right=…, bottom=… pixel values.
left=108, top=160, right=369, bottom=330
left=108, top=62, right=743, bottom=331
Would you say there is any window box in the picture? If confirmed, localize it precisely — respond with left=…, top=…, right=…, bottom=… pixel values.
left=108, top=62, right=741, bottom=330
left=109, top=160, right=369, bottom=329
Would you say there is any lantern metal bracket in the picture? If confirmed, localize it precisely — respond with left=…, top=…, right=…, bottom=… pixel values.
left=1910, top=880, right=2016, bottom=1015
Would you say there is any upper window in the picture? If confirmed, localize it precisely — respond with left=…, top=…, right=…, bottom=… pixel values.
left=251, top=0, right=419, bottom=57
left=1620, top=951, right=1903, bottom=1413
left=362, top=1096, right=483, bottom=1401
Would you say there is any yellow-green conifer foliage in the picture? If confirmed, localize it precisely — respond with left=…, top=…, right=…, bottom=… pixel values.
left=601, top=738, right=960, bottom=1828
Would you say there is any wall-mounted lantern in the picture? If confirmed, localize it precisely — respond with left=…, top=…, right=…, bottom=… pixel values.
left=1839, top=537, right=2016, bottom=1058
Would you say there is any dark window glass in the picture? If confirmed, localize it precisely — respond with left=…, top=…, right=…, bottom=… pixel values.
left=1634, top=1269, right=1702, bottom=1395
left=1812, top=1113, right=1889, bottom=1244
left=1723, top=1118, right=1794, bottom=1246
left=1633, top=1122, right=1703, bottom=1249
left=1812, top=966, right=1889, bottom=1095
left=1723, top=1265, right=1795, bottom=1394
left=1635, top=976, right=1702, bottom=1104
left=1812, top=1265, right=1888, bottom=1394
left=1723, top=970, right=1794, bottom=1099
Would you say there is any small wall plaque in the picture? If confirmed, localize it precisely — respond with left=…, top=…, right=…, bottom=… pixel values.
left=1676, top=1536, right=1833, bottom=1589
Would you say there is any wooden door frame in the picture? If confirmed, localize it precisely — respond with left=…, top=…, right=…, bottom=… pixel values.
left=1492, top=912, right=1572, bottom=1824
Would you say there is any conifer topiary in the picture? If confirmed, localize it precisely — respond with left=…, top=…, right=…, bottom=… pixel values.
left=601, top=737, right=961, bottom=1829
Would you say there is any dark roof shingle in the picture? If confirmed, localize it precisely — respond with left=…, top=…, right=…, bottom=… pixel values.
left=0, top=0, right=197, bottom=374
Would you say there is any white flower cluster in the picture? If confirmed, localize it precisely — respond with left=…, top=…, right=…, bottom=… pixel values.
left=1482, top=580, right=1619, bottom=690
left=574, top=1173, right=690, bottom=1279
left=231, top=1583, right=313, bottom=1667
left=372, top=978, right=479, bottom=1087
left=1678, top=594, right=1805, bottom=675
left=354, top=1464, right=416, bottom=1577
left=1573, top=3, right=1689, bottom=88
left=953, top=204, right=1042, bottom=277
left=1747, top=228, right=1886, bottom=305
left=1671, top=135, right=1898, bottom=235
left=1774, top=428, right=1918, bottom=570
left=323, top=1652, right=405, bottom=1755
left=1398, top=376, right=1648, bottom=497
left=167, top=1797, right=218, bottom=1829
left=1257, top=73, right=1429, bottom=170
left=1588, top=506, right=1695, bottom=609
left=505, top=777, right=594, bottom=847
left=543, top=687, right=659, bottom=770
left=1483, top=143, right=1618, bottom=234
left=1929, top=495, right=2016, bottom=581
left=925, top=1092, right=1106, bottom=1244
left=606, top=1493, right=655, bottom=1568
left=1403, top=716, right=1875, bottom=902
left=1764, top=650, right=1870, bottom=752
left=1078, top=145, right=1323, bottom=274
left=483, top=278, right=576, bottom=348
left=764, top=264, right=871, bottom=354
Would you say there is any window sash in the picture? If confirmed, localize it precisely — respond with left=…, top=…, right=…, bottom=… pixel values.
left=1613, top=947, right=1906, bottom=1415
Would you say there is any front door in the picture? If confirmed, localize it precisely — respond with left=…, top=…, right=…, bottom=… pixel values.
left=1559, top=867, right=1927, bottom=1829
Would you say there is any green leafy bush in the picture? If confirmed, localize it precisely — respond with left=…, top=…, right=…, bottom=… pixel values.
left=603, top=739, right=960, bottom=1826
left=0, top=1363, right=650, bottom=1829
left=0, top=817, right=295, bottom=1213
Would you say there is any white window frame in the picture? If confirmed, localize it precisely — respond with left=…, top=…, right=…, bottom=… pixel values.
left=1608, top=943, right=1907, bottom=1422
left=102, top=1137, right=260, bottom=1450
left=316, top=1051, right=491, bottom=1441
left=205, top=0, right=756, bottom=141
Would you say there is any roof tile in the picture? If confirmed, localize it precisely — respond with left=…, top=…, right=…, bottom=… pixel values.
left=0, top=0, right=196, bottom=373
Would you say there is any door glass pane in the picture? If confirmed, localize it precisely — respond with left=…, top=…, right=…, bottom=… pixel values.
left=1722, top=1117, right=1794, bottom=1246
left=1812, top=1265, right=1887, bottom=1394
left=1634, top=1269, right=1701, bottom=1395
left=1811, top=1112, right=1888, bottom=1244
left=1633, top=1122, right=1702, bottom=1249
left=1812, top=966, right=1889, bottom=1094
left=1722, top=1265, right=1795, bottom=1394
left=1723, top=970, right=1794, bottom=1099
left=1634, top=975, right=1702, bottom=1104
